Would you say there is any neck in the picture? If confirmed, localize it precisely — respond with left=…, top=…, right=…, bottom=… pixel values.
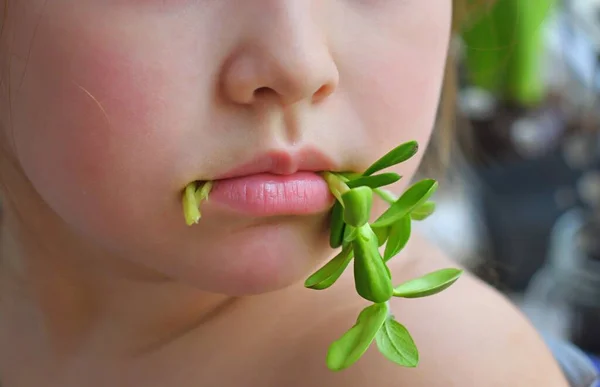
left=0, top=201, right=238, bottom=384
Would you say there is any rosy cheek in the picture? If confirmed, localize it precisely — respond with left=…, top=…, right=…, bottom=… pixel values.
left=48, top=53, right=155, bottom=181
left=11, top=25, right=185, bottom=240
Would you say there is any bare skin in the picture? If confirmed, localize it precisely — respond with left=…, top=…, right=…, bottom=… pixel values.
left=0, top=1, right=570, bottom=386
left=0, top=204, right=568, bottom=386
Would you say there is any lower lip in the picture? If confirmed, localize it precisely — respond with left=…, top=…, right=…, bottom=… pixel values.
left=209, top=172, right=334, bottom=216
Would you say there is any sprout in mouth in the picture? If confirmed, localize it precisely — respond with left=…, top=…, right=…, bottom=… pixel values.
left=181, top=141, right=463, bottom=372
left=182, top=181, right=213, bottom=226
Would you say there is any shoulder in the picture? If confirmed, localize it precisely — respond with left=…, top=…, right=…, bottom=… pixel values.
left=303, top=236, right=569, bottom=387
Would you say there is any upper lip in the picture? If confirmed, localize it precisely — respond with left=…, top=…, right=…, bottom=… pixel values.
left=215, top=147, right=337, bottom=180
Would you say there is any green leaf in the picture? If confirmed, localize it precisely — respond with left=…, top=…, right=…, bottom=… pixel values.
left=338, top=171, right=362, bottom=181
left=343, top=225, right=358, bottom=245
left=363, top=141, right=419, bottom=176
left=384, top=261, right=392, bottom=279
left=323, top=172, right=350, bottom=204
left=392, top=268, right=464, bottom=298
left=353, top=225, right=394, bottom=303
left=183, top=183, right=200, bottom=226
left=305, top=246, right=354, bottom=290
left=376, top=317, right=419, bottom=367
left=329, top=201, right=346, bottom=248
left=372, top=179, right=438, bottom=228
left=384, top=216, right=411, bottom=261
left=342, top=187, right=373, bottom=227
left=372, top=225, right=390, bottom=247
left=410, top=201, right=436, bottom=221
left=326, top=303, right=389, bottom=371
left=374, top=188, right=397, bottom=205
left=346, top=173, right=401, bottom=189
left=194, top=181, right=213, bottom=203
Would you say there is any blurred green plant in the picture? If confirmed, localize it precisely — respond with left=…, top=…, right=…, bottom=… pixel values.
left=460, top=0, right=557, bottom=106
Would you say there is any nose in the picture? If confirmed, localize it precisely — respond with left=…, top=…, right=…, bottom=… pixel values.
left=220, top=4, right=339, bottom=106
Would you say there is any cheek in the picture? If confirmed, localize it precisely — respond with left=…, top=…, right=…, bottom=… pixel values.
left=7, top=17, right=194, bottom=248
left=348, top=5, right=451, bottom=181
left=363, top=30, right=448, bottom=138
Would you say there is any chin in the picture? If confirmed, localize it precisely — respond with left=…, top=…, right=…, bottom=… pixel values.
left=158, top=218, right=333, bottom=295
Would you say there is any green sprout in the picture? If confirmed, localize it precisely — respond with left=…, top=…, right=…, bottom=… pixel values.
left=182, top=140, right=464, bottom=372
left=182, top=181, right=213, bottom=225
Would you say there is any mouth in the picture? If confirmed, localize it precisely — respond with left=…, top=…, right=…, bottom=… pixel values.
left=199, top=148, right=339, bottom=217
left=214, top=148, right=338, bottom=180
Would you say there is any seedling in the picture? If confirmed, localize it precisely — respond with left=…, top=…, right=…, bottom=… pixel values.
left=182, top=141, right=463, bottom=371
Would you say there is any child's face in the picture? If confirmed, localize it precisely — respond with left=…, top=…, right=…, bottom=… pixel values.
left=1, top=1, right=451, bottom=294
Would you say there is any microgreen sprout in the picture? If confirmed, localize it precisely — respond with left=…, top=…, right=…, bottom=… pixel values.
left=182, top=181, right=213, bottom=225
left=182, top=141, right=463, bottom=371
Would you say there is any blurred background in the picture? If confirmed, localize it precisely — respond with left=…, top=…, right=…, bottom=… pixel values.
left=416, top=0, right=600, bottom=373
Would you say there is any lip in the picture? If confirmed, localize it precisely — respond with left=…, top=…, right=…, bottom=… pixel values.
left=215, top=148, right=337, bottom=180
left=207, top=148, right=337, bottom=216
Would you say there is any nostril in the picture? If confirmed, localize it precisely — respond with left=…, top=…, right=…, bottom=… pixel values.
left=251, top=82, right=335, bottom=105
left=253, top=87, right=276, bottom=101
left=312, top=84, right=335, bottom=103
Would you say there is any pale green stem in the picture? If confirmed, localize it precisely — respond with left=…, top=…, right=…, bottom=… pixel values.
left=194, top=181, right=213, bottom=203
left=183, top=182, right=201, bottom=225
left=322, top=172, right=351, bottom=204
left=373, top=188, right=397, bottom=205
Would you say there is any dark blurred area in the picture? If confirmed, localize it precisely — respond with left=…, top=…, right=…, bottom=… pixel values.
left=421, top=0, right=600, bottom=369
